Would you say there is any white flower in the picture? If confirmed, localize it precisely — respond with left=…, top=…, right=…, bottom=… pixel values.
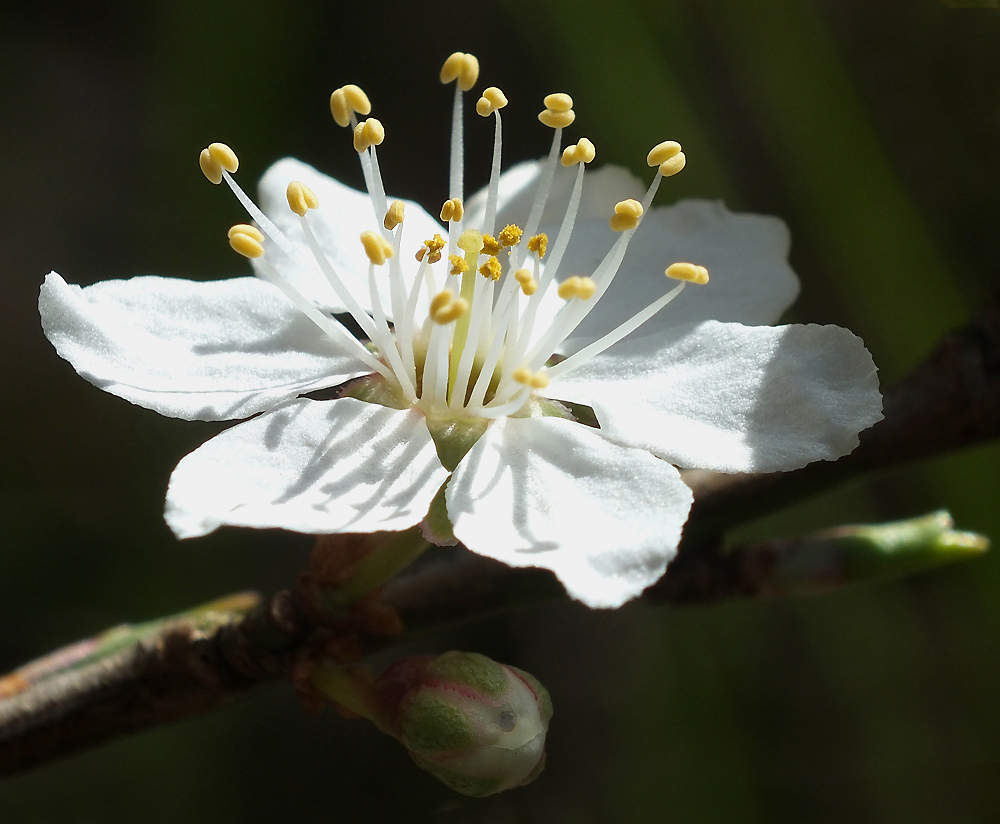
left=38, top=55, right=882, bottom=608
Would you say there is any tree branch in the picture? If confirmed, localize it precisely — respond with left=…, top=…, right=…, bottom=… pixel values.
left=3, top=292, right=1000, bottom=776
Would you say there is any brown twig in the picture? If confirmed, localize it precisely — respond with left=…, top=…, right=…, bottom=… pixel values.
left=2, top=293, right=1000, bottom=776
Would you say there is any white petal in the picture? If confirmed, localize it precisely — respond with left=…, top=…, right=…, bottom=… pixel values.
left=446, top=416, right=693, bottom=608
left=165, top=398, right=449, bottom=538
left=551, top=321, right=883, bottom=473
left=468, top=163, right=799, bottom=346
left=255, top=158, right=443, bottom=317
left=559, top=200, right=800, bottom=352
left=39, top=273, right=368, bottom=421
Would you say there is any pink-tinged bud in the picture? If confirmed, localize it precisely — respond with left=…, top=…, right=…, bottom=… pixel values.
left=375, top=651, right=552, bottom=797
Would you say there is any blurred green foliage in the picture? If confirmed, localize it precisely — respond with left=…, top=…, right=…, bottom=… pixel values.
left=2, top=0, right=1000, bottom=821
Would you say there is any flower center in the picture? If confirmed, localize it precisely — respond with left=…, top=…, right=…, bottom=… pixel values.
left=200, top=53, right=709, bottom=426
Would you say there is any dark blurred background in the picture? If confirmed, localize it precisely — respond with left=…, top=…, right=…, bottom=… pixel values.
left=3, top=0, right=1000, bottom=821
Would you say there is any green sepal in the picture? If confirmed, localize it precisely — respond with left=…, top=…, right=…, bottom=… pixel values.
left=427, top=651, right=508, bottom=698
left=400, top=691, right=476, bottom=755
left=421, top=481, right=456, bottom=546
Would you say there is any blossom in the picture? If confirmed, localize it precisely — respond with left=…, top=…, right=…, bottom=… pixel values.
left=39, top=54, right=882, bottom=608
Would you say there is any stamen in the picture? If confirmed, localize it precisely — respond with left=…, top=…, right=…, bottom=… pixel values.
left=561, top=136, right=596, bottom=167
left=476, top=86, right=508, bottom=235
left=479, top=256, right=502, bottom=281
left=200, top=142, right=303, bottom=261
left=441, top=53, right=479, bottom=208
left=475, top=86, right=508, bottom=117
left=198, top=142, right=239, bottom=184
left=557, top=276, right=597, bottom=300
left=298, top=216, right=379, bottom=342
left=430, top=289, right=469, bottom=324
left=286, top=180, right=319, bottom=217
left=547, top=264, right=710, bottom=382
left=514, top=268, right=537, bottom=296
left=640, top=140, right=686, bottom=213
left=537, top=93, right=576, bottom=129
left=353, top=118, right=385, bottom=152
left=609, top=199, right=643, bottom=232
left=478, top=386, right=532, bottom=418
left=439, top=52, right=480, bottom=91
left=512, top=366, right=550, bottom=389
left=498, top=153, right=590, bottom=366
left=360, top=230, right=394, bottom=266
left=499, top=224, right=522, bottom=247
left=357, top=232, right=415, bottom=400
left=418, top=234, right=445, bottom=264
left=397, top=254, right=431, bottom=389
left=520, top=119, right=564, bottom=245
left=647, top=140, right=686, bottom=177
left=527, top=233, right=548, bottom=258
left=384, top=200, right=405, bottom=230
left=449, top=254, right=468, bottom=275
left=330, top=84, right=372, bottom=128
left=482, top=235, right=501, bottom=257
left=228, top=225, right=265, bottom=258
left=666, top=261, right=709, bottom=284
left=246, top=236, right=396, bottom=386
left=440, top=198, right=464, bottom=222
left=449, top=272, right=494, bottom=408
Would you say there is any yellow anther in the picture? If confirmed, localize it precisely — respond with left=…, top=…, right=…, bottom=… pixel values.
left=209, top=143, right=238, bottom=173
left=330, top=84, right=372, bottom=128
left=430, top=289, right=455, bottom=316
left=514, top=268, right=537, bottom=296
left=330, top=89, right=349, bottom=128
left=538, top=108, right=576, bottom=129
left=481, top=234, right=501, bottom=257
left=527, top=233, right=548, bottom=258
left=476, top=86, right=508, bottom=116
left=199, top=149, right=222, bottom=184
left=229, top=226, right=265, bottom=259
left=659, top=152, right=687, bottom=177
left=343, top=84, right=371, bottom=115
left=449, top=254, right=469, bottom=275
left=199, top=143, right=238, bottom=184
left=557, top=276, right=597, bottom=300
left=666, top=262, right=710, bottom=285
left=561, top=137, right=596, bottom=167
left=479, top=256, right=502, bottom=281
left=440, top=52, right=480, bottom=91
left=227, top=224, right=264, bottom=242
left=286, top=180, right=319, bottom=217
left=416, top=246, right=442, bottom=264
left=456, top=228, right=483, bottom=254
left=440, top=197, right=465, bottom=222
left=360, top=230, right=394, bottom=266
left=384, top=200, right=406, bottom=230
left=498, top=224, right=523, bottom=247
left=543, top=93, right=573, bottom=112
left=646, top=140, right=682, bottom=167
left=609, top=199, right=644, bottom=232
left=353, top=118, right=385, bottom=152
left=430, top=290, right=469, bottom=324
left=513, top=366, right=549, bottom=389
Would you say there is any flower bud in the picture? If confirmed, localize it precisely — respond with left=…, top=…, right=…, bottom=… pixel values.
left=750, top=510, right=988, bottom=598
left=375, top=651, right=552, bottom=797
